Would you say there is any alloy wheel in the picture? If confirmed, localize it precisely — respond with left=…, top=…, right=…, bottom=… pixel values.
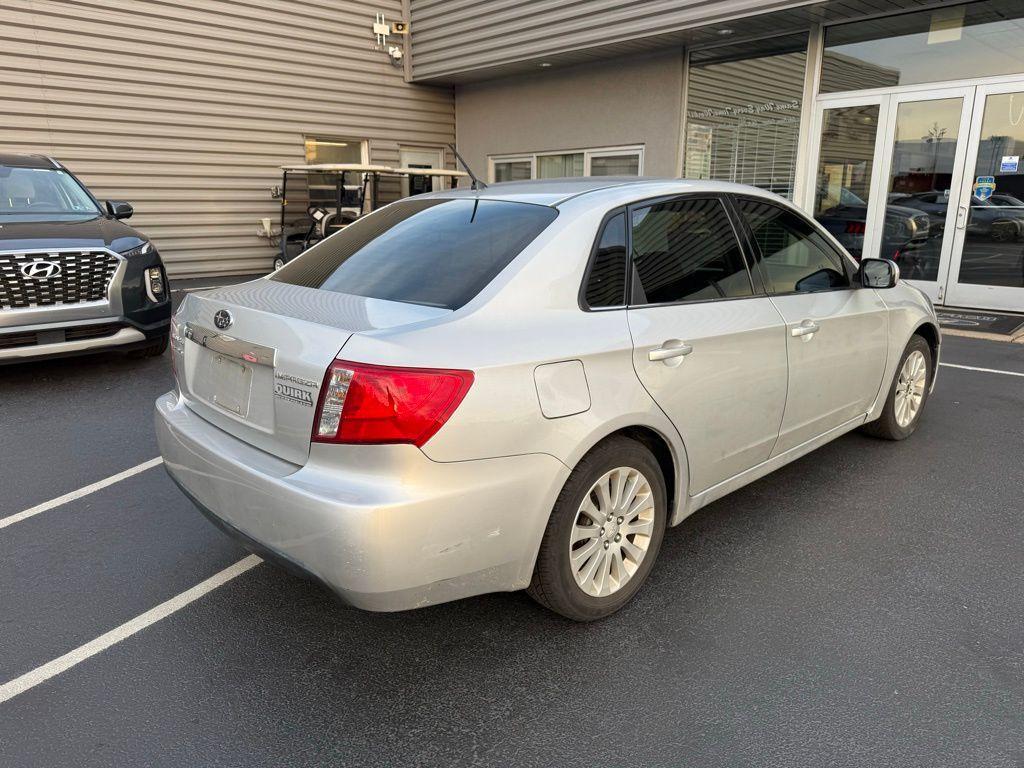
left=894, top=349, right=927, bottom=428
left=569, top=466, right=656, bottom=598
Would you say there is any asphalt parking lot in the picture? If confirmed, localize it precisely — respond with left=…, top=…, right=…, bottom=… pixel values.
left=1, top=320, right=1022, bottom=767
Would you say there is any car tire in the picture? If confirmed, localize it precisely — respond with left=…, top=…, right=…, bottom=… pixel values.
left=128, top=332, right=169, bottom=359
left=527, top=436, right=668, bottom=621
left=273, top=257, right=285, bottom=271
left=861, top=334, right=932, bottom=441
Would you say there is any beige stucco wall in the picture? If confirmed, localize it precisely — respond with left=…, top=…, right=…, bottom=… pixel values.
left=454, top=50, right=684, bottom=181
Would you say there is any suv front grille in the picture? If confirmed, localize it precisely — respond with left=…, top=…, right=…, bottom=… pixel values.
left=0, top=322, right=122, bottom=350
left=0, top=250, right=120, bottom=310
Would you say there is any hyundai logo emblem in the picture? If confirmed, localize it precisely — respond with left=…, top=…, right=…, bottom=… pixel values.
left=21, top=260, right=62, bottom=280
left=213, top=309, right=233, bottom=330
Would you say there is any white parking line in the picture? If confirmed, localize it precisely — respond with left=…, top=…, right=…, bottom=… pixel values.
left=0, top=457, right=164, bottom=531
left=0, top=554, right=262, bottom=705
left=940, top=362, right=1024, bottom=378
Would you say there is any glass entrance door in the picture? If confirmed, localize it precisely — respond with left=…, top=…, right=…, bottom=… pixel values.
left=945, top=82, right=1024, bottom=311
left=872, top=88, right=975, bottom=301
left=807, top=87, right=974, bottom=303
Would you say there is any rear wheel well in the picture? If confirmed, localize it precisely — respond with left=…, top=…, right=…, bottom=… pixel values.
left=595, top=426, right=677, bottom=521
left=913, top=322, right=940, bottom=375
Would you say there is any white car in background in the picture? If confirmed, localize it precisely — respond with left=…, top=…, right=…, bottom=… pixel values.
left=157, top=178, right=939, bottom=621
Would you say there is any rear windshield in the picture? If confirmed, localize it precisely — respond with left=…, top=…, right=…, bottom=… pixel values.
left=272, top=198, right=558, bottom=310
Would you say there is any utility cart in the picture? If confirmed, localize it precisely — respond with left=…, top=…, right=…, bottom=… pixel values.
left=271, top=163, right=467, bottom=270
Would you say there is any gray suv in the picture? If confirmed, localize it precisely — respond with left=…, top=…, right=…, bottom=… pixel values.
left=0, top=153, right=171, bottom=363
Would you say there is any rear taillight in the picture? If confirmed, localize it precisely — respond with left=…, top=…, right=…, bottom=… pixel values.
left=845, top=221, right=866, bottom=234
left=313, top=360, right=474, bottom=447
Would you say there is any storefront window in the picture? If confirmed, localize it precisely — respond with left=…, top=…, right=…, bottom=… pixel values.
left=538, top=153, right=584, bottom=178
left=684, top=34, right=807, bottom=199
left=489, top=147, right=643, bottom=181
left=493, top=159, right=532, bottom=182
left=812, top=104, right=879, bottom=261
left=821, top=1, right=1024, bottom=94
left=590, top=153, right=640, bottom=176
left=304, top=137, right=363, bottom=164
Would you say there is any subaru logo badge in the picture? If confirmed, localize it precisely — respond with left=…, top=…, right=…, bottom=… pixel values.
left=21, top=260, right=62, bottom=280
left=213, top=309, right=233, bottom=330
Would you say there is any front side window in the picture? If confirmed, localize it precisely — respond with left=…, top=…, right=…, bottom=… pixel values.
left=630, top=197, right=752, bottom=305
left=272, top=198, right=558, bottom=310
left=583, top=212, right=627, bottom=308
left=737, top=199, right=850, bottom=294
left=0, top=167, right=100, bottom=219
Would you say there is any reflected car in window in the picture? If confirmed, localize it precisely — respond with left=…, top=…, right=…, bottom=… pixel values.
left=814, top=186, right=930, bottom=263
left=157, top=178, right=939, bottom=621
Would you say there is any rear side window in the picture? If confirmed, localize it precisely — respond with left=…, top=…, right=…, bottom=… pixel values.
left=630, top=197, right=752, bottom=305
left=583, top=212, right=627, bottom=308
left=737, top=198, right=850, bottom=294
left=273, top=199, right=558, bottom=310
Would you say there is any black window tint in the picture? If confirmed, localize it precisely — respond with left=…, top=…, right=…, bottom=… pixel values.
left=584, top=212, right=627, bottom=307
left=272, top=199, right=558, bottom=310
left=630, top=197, right=752, bottom=305
left=738, top=199, right=850, bottom=294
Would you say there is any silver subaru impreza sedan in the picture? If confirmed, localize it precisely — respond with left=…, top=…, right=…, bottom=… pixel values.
left=156, top=178, right=939, bottom=620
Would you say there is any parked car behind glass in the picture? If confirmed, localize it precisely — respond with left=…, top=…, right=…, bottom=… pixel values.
left=157, top=178, right=939, bottom=620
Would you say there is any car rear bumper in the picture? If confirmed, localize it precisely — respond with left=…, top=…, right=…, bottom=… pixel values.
left=155, top=391, right=569, bottom=611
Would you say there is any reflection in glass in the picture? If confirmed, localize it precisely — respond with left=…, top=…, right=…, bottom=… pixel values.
left=821, top=1, right=1024, bottom=94
left=958, top=92, right=1024, bottom=288
left=685, top=34, right=807, bottom=198
left=878, top=98, right=963, bottom=281
left=812, top=104, right=879, bottom=260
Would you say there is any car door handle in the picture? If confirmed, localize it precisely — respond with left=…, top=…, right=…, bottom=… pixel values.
left=791, top=320, right=820, bottom=339
left=649, top=340, right=693, bottom=362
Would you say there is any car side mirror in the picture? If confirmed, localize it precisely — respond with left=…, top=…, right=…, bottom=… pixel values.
left=859, top=257, right=899, bottom=289
left=106, top=200, right=134, bottom=220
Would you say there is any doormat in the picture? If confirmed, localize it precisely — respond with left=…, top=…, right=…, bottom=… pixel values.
left=937, top=309, right=1024, bottom=335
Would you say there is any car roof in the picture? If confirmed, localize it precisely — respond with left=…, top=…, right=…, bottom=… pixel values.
left=419, top=177, right=786, bottom=207
left=0, top=153, right=60, bottom=169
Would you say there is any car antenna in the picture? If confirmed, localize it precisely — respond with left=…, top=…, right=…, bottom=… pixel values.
left=448, top=143, right=487, bottom=190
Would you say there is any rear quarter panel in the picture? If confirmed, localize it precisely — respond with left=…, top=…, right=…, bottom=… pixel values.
left=337, top=199, right=689, bottom=486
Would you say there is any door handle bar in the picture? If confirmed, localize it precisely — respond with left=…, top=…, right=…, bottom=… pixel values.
left=791, top=320, right=820, bottom=338
left=649, top=342, right=693, bottom=362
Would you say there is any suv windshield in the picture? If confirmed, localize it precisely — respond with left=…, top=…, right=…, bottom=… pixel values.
left=0, top=167, right=100, bottom=218
left=272, top=198, right=558, bottom=309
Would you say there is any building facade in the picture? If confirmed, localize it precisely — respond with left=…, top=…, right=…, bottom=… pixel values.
left=1, top=0, right=455, bottom=277
left=411, top=0, right=1024, bottom=313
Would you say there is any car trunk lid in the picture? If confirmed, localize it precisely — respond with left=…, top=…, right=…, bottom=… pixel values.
left=175, top=279, right=450, bottom=465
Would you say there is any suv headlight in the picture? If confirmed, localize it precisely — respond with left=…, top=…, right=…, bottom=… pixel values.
left=145, top=266, right=167, bottom=302
left=120, top=241, right=153, bottom=258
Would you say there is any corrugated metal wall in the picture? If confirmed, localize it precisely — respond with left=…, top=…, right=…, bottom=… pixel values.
left=0, top=0, right=455, bottom=277
left=408, top=0, right=814, bottom=81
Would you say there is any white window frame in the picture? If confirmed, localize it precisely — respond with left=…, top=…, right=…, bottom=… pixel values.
left=488, top=145, right=644, bottom=182
left=303, top=136, right=369, bottom=165
left=488, top=155, right=535, bottom=183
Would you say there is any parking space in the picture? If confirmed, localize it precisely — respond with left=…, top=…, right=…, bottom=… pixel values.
left=1, top=333, right=1022, bottom=767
